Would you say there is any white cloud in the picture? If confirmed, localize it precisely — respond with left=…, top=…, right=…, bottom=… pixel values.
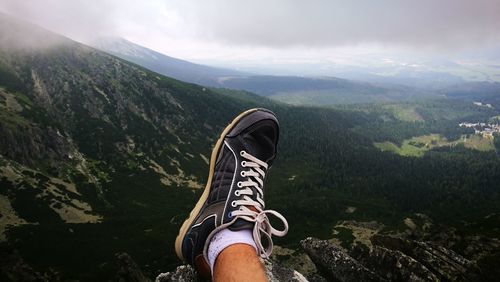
left=1, top=0, right=499, bottom=64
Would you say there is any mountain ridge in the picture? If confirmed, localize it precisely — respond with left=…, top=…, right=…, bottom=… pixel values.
left=93, top=37, right=438, bottom=105
left=91, top=37, right=247, bottom=87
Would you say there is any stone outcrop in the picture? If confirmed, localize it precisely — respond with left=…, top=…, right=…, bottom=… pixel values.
left=0, top=246, right=60, bottom=281
left=115, top=253, right=151, bottom=282
left=155, top=259, right=308, bottom=282
left=2, top=234, right=488, bottom=282
left=262, top=259, right=309, bottom=282
left=300, top=237, right=383, bottom=282
left=350, top=244, right=439, bottom=281
left=155, top=235, right=484, bottom=282
left=371, top=234, right=480, bottom=281
left=156, top=265, right=199, bottom=282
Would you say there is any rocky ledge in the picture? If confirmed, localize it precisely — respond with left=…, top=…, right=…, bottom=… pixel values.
left=155, top=235, right=484, bottom=282
left=156, top=259, right=308, bottom=282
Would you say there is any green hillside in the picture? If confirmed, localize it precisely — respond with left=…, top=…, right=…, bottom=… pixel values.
left=1, top=14, right=500, bottom=280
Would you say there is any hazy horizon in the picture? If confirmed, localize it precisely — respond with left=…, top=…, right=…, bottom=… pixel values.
left=1, top=1, right=500, bottom=79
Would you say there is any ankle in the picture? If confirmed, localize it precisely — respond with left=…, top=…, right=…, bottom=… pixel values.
left=207, top=228, right=257, bottom=274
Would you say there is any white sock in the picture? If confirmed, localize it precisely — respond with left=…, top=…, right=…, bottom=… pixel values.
left=207, top=228, right=257, bottom=274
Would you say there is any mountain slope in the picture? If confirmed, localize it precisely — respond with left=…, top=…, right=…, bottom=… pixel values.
left=92, top=37, right=246, bottom=87
left=0, top=13, right=269, bottom=279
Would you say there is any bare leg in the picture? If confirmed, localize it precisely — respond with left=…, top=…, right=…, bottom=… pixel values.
left=213, top=243, right=267, bottom=282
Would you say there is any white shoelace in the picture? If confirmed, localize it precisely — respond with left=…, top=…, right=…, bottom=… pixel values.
left=229, top=150, right=289, bottom=258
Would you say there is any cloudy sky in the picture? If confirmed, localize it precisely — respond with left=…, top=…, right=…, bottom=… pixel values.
left=1, top=0, right=499, bottom=71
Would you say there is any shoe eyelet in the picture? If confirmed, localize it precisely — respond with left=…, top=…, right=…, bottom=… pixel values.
left=235, top=190, right=240, bottom=196
left=240, top=171, right=246, bottom=177
left=231, top=201, right=237, bottom=207
left=240, top=150, right=246, bottom=156
left=241, top=161, right=246, bottom=167
left=228, top=212, right=232, bottom=218
left=237, top=182, right=242, bottom=188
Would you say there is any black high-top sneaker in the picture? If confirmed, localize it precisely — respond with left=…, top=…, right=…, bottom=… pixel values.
left=175, top=108, right=288, bottom=276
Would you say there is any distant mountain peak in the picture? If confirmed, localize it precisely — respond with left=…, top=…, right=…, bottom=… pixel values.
left=91, top=37, right=159, bottom=60
left=90, top=36, right=246, bottom=86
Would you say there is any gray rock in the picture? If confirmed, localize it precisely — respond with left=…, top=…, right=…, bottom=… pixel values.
left=115, top=253, right=151, bottom=282
left=262, top=259, right=309, bottom=282
left=156, top=259, right=308, bottom=282
left=350, top=244, right=439, bottom=282
left=300, top=237, right=383, bottom=282
left=0, top=246, right=61, bottom=281
left=155, top=265, right=200, bottom=282
left=371, top=234, right=480, bottom=281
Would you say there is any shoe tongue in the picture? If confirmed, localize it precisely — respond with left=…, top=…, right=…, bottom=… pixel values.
left=239, top=134, right=271, bottom=162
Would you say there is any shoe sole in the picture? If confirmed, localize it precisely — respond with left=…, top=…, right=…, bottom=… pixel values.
left=174, top=108, right=260, bottom=260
